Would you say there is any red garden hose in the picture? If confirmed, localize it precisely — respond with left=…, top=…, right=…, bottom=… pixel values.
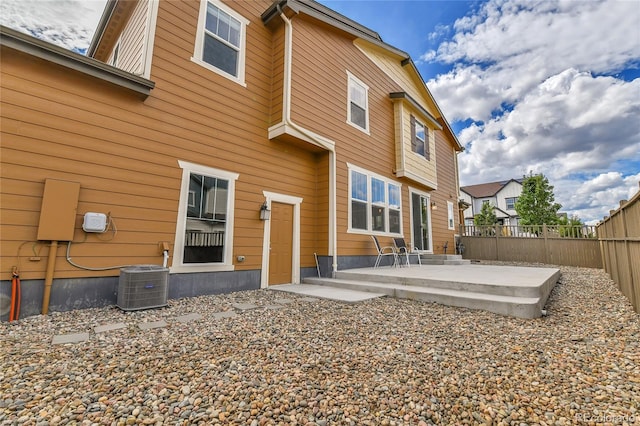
left=9, top=267, right=20, bottom=322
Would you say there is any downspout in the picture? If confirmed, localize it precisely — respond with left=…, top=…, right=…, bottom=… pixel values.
left=277, top=5, right=337, bottom=277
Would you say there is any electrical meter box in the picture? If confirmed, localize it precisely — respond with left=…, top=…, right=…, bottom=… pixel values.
left=83, top=212, right=108, bottom=233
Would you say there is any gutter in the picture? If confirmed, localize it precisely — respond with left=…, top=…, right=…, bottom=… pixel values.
left=276, top=5, right=338, bottom=277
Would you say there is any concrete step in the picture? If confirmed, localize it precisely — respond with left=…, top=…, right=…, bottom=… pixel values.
left=419, top=254, right=470, bottom=265
left=334, top=270, right=541, bottom=298
left=420, top=258, right=471, bottom=265
left=303, top=277, right=542, bottom=318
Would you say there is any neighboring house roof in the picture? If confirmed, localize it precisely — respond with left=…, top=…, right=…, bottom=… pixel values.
left=461, top=178, right=523, bottom=199
left=0, top=25, right=154, bottom=98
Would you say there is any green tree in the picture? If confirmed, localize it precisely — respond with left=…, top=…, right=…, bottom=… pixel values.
left=474, top=202, right=498, bottom=236
left=515, top=173, right=562, bottom=225
left=558, top=214, right=584, bottom=238
left=475, top=202, right=497, bottom=229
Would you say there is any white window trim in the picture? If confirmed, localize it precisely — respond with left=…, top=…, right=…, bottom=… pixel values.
left=172, top=160, right=239, bottom=273
left=260, top=191, right=303, bottom=289
left=447, top=200, right=455, bottom=230
left=191, top=0, right=250, bottom=87
left=347, top=163, right=402, bottom=236
left=346, top=71, right=370, bottom=134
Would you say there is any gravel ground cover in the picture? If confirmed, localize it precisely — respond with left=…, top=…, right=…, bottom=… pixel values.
left=1, top=263, right=638, bottom=425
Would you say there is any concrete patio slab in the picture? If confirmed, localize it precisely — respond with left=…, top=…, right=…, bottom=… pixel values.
left=303, top=264, right=560, bottom=318
left=342, top=264, right=557, bottom=289
left=270, top=284, right=386, bottom=303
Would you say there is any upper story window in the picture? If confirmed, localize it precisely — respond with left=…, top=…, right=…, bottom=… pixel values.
left=410, top=115, right=430, bottom=160
left=193, top=0, right=249, bottom=86
left=347, top=72, right=369, bottom=133
left=505, top=197, right=518, bottom=210
left=349, top=164, right=401, bottom=235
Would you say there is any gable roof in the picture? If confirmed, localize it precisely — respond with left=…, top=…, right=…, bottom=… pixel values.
left=263, top=0, right=463, bottom=151
left=461, top=179, right=523, bottom=198
left=262, top=0, right=407, bottom=57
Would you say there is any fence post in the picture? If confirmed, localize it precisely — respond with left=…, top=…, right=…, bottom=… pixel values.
left=621, top=202, right=637, bottom=310
left=495, top=224, right=500, bottom=261
left=543, top=224, right=549, bottom=264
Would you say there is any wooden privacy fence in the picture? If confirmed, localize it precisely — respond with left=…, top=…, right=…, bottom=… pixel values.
left=597, top=185, right=640, bottom=314
left=460, top=224, right=602, bottom=268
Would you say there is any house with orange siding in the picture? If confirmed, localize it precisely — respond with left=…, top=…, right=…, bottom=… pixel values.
left=0, top=0, right=464, bottom=318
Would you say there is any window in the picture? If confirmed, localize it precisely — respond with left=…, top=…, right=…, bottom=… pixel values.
left=347, top=72, right=369, bottom=132
left=447, top=201, right=455, bottom=230
left=349, top=164, right=401, bottom=235
left=410, top=114, right=430, bottom=160
left=505, top=197, right=518, bottom=210
left=193, top=0, right=249, bottom=85
left=175, top=161, right=238, bottom=272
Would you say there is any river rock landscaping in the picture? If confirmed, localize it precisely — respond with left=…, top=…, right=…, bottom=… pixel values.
left=1, top=263, right=638, bottom=425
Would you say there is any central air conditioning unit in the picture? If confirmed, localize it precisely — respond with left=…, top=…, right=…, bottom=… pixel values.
left=117, top=265, right=169, bottom=311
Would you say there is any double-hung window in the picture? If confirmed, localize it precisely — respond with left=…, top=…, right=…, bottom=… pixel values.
left=347, top=72, right=369, bottom=132
left=193, top=0, right=249, bottom=85
left=174, top=161, right=238, bottom=272
left=505, top=197, right=518, bottom=210
left=349, top=165, right=401, bottom=235
left=410, top=114, right=430, bottom=160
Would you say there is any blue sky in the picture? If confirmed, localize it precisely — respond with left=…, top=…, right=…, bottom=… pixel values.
left=1, top=0, right=639, bottom=224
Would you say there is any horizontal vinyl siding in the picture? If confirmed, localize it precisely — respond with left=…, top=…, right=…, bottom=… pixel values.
left=289, top=16, right=406, bottom=257
left=108, top=0, right=148, bottom=74
left=354, top=39, right=440, bottom=119
left=0, top=0, right=325, bottom=281
left=401, top=106, right=437, bottom=185
left=430, top=130, right=460, bottom=253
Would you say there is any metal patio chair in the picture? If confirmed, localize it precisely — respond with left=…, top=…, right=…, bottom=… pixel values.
left=393, top=238, right=422, bottom=267
left=371, top=235, right=397, bottom=268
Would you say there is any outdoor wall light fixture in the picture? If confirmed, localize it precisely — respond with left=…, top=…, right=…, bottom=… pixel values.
left=431, top=201, right=437, bottom=210
left=259, top=202, right=271, bottom=220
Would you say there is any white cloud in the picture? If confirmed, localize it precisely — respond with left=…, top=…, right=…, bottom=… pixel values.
left=556, top=172, right=640, bottom=224
left=0, top=0, right=106, bottom=53
left=428, top=0, right=640, bottom=223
